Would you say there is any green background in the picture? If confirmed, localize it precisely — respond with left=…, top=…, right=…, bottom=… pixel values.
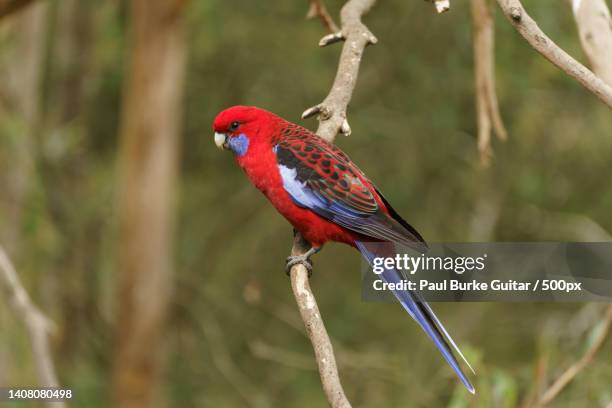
left=0, top=0, right=611, bottom=406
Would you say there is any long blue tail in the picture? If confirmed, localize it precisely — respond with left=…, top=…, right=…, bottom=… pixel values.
left=356, top=240, right=475, bottom=393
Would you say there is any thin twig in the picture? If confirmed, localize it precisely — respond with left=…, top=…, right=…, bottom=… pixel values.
left=290, top=1, right=378, bottom=406
left=306, top=0, right=339, bottom=33
left=471, top=0, right=507, bottom=167
left=521, top=355, right=549, bottom=408
left=495, top=0, right=612, bottom=109
left=537, top=305, right=612, bottom=406
left=0, top=0, right=37, bottom=19
left=0, top=246, right=64, bottom=408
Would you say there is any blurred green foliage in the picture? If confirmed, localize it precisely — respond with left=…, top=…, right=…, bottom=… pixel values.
left=0, top=0, right=611, bottom=407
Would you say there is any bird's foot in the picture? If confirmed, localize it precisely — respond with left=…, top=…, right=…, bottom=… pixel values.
left=286, top=254, right=313, bottom=277
left=285, top=246, right=321, bottom=278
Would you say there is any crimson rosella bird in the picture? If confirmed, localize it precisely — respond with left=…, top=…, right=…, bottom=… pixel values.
left=213, top=105, right=475, bottom=393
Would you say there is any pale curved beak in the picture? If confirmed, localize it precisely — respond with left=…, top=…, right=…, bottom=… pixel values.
left=214, top=132, right=227, bottom=149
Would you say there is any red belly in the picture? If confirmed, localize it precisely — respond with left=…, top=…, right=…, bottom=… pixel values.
left=236, top=144, right=358, bottom=248
left=265, top=181, right=357, bottom=247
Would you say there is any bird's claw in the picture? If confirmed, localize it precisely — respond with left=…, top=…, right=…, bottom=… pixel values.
left=285, top=254, right=313, bottom=277
left=285, top=246, right=320, bottom=278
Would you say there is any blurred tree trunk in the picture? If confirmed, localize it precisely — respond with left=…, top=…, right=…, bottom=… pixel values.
left=112, top=0, right=187, bottom=407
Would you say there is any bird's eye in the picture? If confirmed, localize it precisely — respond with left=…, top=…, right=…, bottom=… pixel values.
left=229, top=121, right=240, bottom=132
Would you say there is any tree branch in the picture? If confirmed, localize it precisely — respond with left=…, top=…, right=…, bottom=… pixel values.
left=530, top=5, right=612, bottom=405
left=571, top=0, right=612, bottom=85
left=536, top=305, right=612, bottom=407
left=289, top=234, right=351, bottom=408
left=471, top=0, right=507, bottom=167
left=0, top=0, right=37, bottom=19
left=302, top=0, right=378, bottom=143
left=290, top=1, right=378, bottom=406
left=112, top=0, right=187, bottom=406
left=0, top=246, right=64, bottom=407
left=495, top=0, right=612, bottom=109
left=307, top=0, right=339, bottom=33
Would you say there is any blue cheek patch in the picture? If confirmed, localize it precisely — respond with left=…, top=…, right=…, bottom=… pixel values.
left=228, top=133, right=250, bottom=157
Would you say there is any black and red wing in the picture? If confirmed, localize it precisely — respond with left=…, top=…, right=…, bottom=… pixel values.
left=274, top=124, right=426, bottom=251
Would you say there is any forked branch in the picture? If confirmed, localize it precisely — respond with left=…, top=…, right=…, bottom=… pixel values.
left=302, top=0, right=378, bottom=143
left=290, top=1, right=378, bottom=406
left=496, top=0, right=612, bottom=109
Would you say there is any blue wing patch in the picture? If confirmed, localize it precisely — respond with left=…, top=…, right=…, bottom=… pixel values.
left=278, top=163, right=366, bottom=219
left=275, top=143, right=426, bottom=252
